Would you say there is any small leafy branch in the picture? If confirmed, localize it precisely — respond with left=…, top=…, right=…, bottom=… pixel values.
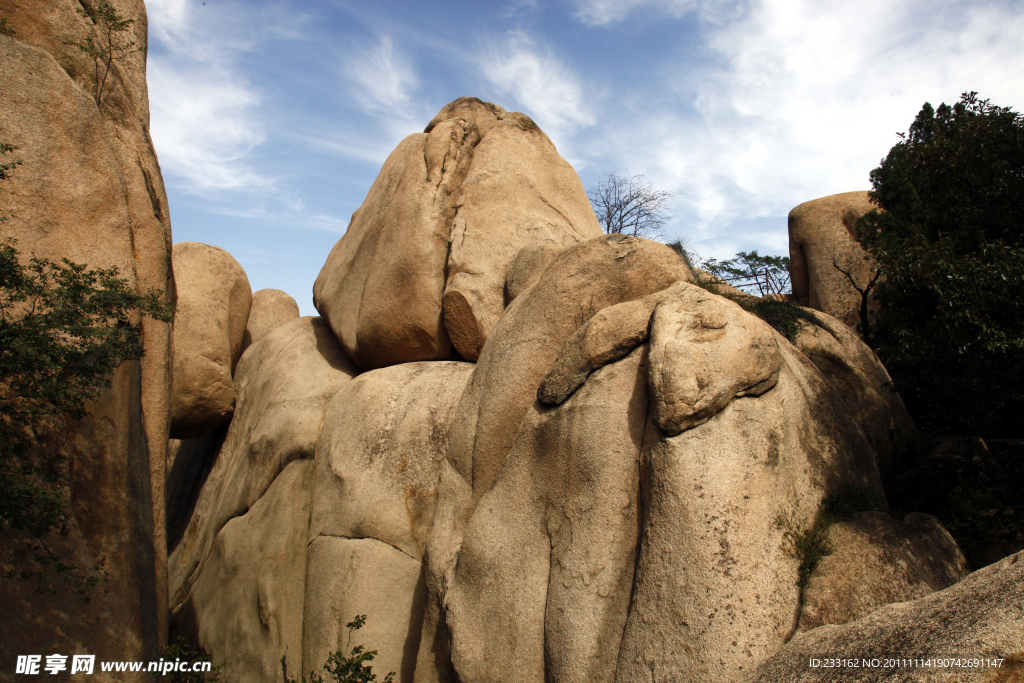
left=702, top=250, right=792, bottom=298
left=0, top=17, right=15, bottom=37
left=295, top=615, right=396, bottom=683
left=63, top=1, right=141, bottom=108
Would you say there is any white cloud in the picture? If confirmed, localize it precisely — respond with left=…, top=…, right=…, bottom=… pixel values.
left=479, top=31, right=595, bottom=142
left=571, top=0, right=702, bottom=26
left=344, top=35, right=419, bottom=114
left=146, top=0, right=272, bottom=194
left=581, top=0, right=1024, bottom=256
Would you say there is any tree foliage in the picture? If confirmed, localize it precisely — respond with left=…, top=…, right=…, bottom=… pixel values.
left=702, top=250, right=791, bottom=297
left=855, top=92, right=1024, bottom=437
left=299, top=616, right=396, bottom=683
left=63, top=0, right=141, bottom=108
left=588, top=171, right=674, bottom=239
left=0, top=239, right=173, bottom=536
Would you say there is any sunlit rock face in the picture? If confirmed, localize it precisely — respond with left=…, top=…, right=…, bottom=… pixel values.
left=165, top=103, right=975, bottom=683
left=313, top=97, right=601, bottom=370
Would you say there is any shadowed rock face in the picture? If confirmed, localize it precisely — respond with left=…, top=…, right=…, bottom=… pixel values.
left=0, top=0, right=173, bottom=668
left=313, top=97, right=601, bottom=370
left=747, top=551, right=1024, bottom=683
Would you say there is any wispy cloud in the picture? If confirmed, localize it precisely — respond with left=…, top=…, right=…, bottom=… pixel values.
left=147, top=0, right=272, bottom=194
left=575, top=0, right=1024, bottom=258
left=478, top=31, right=595, bottom=143
left=343, top=35, right=419, bottom=114
left=571, top=0, right=702, bottom=26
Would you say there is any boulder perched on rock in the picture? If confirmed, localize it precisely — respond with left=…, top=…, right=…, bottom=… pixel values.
left=169, top=317, right=357, bottom=615
left=314, top=97, right=601, bottom=369
left=304, top=361, right=473, bottom=683
left=748, top=551, right=1024, bottom=683
left=789, top=191, right=878, bottom=329
left=797, top=511, right=969, bottom=632
left=0, top=2, right=174, bottom=664
left=170, top=242, right=252, bottom=439
left=242, top=288, right=300, bottom=350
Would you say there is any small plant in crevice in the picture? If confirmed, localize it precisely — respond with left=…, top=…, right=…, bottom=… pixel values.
left=776, top=486, right=888, bottom=587
left=0, top=17, right=14, bottom=36
left=63, top=0, right=142, bottom=108
left=154, top=636, right=221, bottom=682
left=290, top=615, right=396, bottom=683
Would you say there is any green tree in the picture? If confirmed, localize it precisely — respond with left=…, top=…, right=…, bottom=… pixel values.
left=64, top=0, right=141, bottom=108
left=702, top=250, right=791, bottom=297
left=299, top=616, right=396, bottom=683
left=855, top=92, right=1024, bottom=437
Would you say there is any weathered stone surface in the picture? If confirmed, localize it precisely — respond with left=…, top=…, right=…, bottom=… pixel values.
left=178, top=459, right=313, bottom=683
left=168, top=317, right=357, bottom=612
left=303, top=361, right=472, bottom=683
left=313, top=100, right=503, bottom=370
left=443, top=112, right=603, bottom=360
left=504, top=243, right=565, bottom=304
left=0, top=5, right=173, bottom=668
left=446, top=235, right=692, bottom=503
left=615, top=332, right=882, bottom=683
left=747, top=551, right=1024, bottom=683
left=242, top=288, right=299, bottom=350
left=789, top=191, right=878, bottom=329
left=170, top=242, right=251, bottom=439
left=793, top=310, right=914, bottom=469
left=647, top=283, right=782, bottom=435
left=798, top=511, right=969, bottom=633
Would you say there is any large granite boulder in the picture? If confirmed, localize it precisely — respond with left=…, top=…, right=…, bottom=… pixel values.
left=304, top=361, right=473, bottom=683
left=789, top=191, right=878, bottom=330
left=170, top=241, right=251, bottom=439
left=748, top=551, right=1024, bottom=683
left=242, top=288, right=300, bottom=350
left=0, top=1, right=173, bottom=668
left=168, top=317, right=357, bottom=614
left=797, top=511, right=969, bottom=633
left=313, top=97, right=601, bottom=369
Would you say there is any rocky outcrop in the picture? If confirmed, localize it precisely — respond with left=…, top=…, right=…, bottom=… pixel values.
left=789, top=191, right=878, bottom=330
left=242, top=288, right=300, bottom=350
left=170, top=242, right=251, bottom=439
left=304, top=361, right=473, bottom=683
left=169, top=317, right=357, bottom=613
left=792, top=310, right=914, bottom=469
left=442, top=111, right=603, bottom=360
left=748, top=551, right=1024, bottom=683
left=797, top=511, right=969, bottom=632
left=313, top=97, right=601, bottom=369
left=0, top=0, right=173, bottom=668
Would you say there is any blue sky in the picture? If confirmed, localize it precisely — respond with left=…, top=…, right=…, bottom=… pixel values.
left=145, top=0, right=1024, bottom=315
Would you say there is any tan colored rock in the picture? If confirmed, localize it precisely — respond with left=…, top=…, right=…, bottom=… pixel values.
left=793, top=310, right=914, bottom=469
left=647, top=283, right=782, bottom=435
left=0, top=7, right=173, bottom=667
left=789, top=191, right=878, bottom=329
left=504, top=243, right=564, bottom=304
left=303, top=361, right=473, bottom=683
left=179, top=459, right=313, bottom=683
left=313, top=100, right=504, bottom=370
left=424, top=96, right=507, bottom=137
left=798, top=511, right=969, bottom=632
left=446, top=235, right=692, bottom=503
left=747, top=551, right=1024, bottom=683
left=437, top=349, right=649, bottom=683
left=615, top=327, right=882, bottom=683
left=170, top=242, right=251, bottom=439
left=443, top=112, right=603, bottom=360
left=242, top=288, right=299, bottom=350
left=168, top=317, right=357, bottom=612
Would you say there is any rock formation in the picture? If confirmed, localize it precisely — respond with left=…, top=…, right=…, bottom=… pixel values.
left=749, top=551, right=1024, bottom=683
left=0, top=0, right=173, bottom=670
left=789, top=191, right=878, bottom=330
left=170, top=242, right=252, bottom=439
left=314, top=97, right=601, bottom=370
left=242, top=288, right=300, bottom=350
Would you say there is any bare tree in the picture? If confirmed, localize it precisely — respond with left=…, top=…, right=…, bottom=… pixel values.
left=832, top=249, right=882, bottom=348
left=588, top=171, right=674, bottom=239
